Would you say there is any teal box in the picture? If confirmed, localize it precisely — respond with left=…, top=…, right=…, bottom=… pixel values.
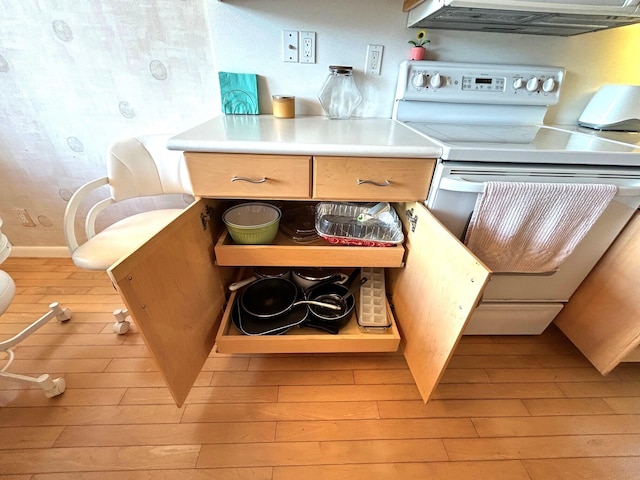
left=218, top=72, right=259, bottom=114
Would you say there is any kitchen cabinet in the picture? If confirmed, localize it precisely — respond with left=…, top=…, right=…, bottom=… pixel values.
left=554, top=210, right=640, bottom=374
left=107, top=151, right=491, bottom=408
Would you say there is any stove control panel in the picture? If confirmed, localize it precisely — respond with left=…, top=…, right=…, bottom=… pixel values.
left=396, top=60, right=565, bottom=106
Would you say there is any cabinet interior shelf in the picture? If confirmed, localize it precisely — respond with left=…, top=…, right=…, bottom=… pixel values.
left=215, top=287, right=401, bottom=354
left=214, top=228, right=406, bottom=267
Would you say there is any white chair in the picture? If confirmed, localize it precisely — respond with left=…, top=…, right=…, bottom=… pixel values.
left=63, top=134, right=193, bottom=334
left=0, top=220, right=71, bottom=398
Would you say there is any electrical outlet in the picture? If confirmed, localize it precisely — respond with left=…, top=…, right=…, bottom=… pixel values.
left=366, top=44, right=384, bottom=75
left=300, top=31, right=316, bottom=64
left=14, top=208, right=36, bottom=227
left=282, top=30, right=299, bottom=63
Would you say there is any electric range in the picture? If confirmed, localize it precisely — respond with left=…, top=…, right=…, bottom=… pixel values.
left=391, top=60, right=640, bottom=335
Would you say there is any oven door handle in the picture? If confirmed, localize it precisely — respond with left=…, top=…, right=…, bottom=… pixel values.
left=439, top=177, right=485, bottom=193
left=439, top=177, right=640, bottom=197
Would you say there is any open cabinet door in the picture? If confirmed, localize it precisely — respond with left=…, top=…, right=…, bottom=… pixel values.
left=554, top=211, right=640, bottom=375
left=388, top=202, right=491, bottom=403
left=108, top=198, right=227, bottom=407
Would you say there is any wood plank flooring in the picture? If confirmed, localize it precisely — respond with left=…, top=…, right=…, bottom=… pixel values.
left=1, top=257, right=639, bottom=479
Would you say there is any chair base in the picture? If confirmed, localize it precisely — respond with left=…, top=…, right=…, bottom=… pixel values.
left=113, top=308, right=131, bottom=334
left=0, top=371, right=66, bottom=398
left=1, top=302, right=72, bottom=398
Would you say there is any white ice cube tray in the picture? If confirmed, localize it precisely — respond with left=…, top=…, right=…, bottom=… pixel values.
left=357, top=267, right=390, bottom=331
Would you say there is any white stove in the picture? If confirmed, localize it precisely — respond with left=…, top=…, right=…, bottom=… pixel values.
left=392, top=60, right=640, bottom=335
left=403, top=123, right=640, bottom=164
left=393, top=60, right=640, bottom=165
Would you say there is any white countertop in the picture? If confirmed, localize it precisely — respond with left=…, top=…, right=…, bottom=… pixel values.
left=168, top=115, right=442, bottom=158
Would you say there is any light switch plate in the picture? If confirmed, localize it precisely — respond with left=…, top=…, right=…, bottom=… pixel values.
left=283, top=30, right=299, bottom=63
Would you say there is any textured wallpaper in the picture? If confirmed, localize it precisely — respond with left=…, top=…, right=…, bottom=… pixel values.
left=0, top=0, right=217, bottom=247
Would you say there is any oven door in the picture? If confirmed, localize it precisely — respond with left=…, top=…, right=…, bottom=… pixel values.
left=426, top=161, right=640, bottom=302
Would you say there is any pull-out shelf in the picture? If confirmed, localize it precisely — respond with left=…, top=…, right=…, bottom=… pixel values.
left=214, top=229, right=406, bottom=267
left=216, top=286, right=401, bottom=354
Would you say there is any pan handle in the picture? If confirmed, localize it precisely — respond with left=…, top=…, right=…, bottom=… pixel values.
left=229, top=275, right=258, bottom=291
left=343, top=267, right=362, bottom=288
left=302, top=319, right=340, bottom=335
left=294, top=300, right=342, bottom=311
left=343, top=277, right=368, bottom=303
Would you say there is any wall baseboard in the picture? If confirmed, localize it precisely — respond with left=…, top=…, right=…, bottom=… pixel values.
left=10, top=246, right=71, bottom=258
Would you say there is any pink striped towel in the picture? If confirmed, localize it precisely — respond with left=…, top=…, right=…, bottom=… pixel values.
left=464, top=182, right=616, bottom=273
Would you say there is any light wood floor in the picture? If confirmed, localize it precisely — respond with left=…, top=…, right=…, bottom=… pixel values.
left=1, top=257, right=639, bottom=479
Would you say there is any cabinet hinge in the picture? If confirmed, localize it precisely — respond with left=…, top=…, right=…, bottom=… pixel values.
left=405, top=208, right=418, bottom=233
left=201, top=205, right=215, bottom=230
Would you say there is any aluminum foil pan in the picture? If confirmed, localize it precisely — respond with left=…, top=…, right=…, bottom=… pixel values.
left=315, top=202, right=404, bottom=247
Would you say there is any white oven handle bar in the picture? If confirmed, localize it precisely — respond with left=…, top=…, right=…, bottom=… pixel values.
left=439, top=177, right=640, bottom=197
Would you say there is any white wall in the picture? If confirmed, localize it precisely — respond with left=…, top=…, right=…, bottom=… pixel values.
left=207, top=0, right=412, bottom=118
left=208, top=0, right=640, bottom=123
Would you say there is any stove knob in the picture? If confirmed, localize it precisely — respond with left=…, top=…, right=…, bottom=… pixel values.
left=430, top=73, right=443, bottom=88
left=526, top=77, right=540, bottom=92
left=513, top=78, right=524, bottom=90
left=412, top=73, right=428, bottom=88
left=542, top=77, right=556, bottom=93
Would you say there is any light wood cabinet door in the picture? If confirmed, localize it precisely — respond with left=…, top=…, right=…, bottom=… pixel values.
left=106, top=199, right=491, bottom=407
left=186, top=153, right=312, bottom=199
left=554, top=211, right=640, bottom=374
left=107, top=199, right=227, bottom=407
left=388, top=202, right=491, bottom=403
left=313, top=156, right=435, bottom=201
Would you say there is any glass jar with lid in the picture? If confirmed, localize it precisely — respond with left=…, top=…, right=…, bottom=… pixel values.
left=318, top=65, right=362, bottom=119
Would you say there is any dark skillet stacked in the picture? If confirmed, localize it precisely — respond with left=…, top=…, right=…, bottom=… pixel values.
left=232, top=269, right=363, bottom=335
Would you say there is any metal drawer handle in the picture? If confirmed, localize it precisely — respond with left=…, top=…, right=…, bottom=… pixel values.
left=231, top=175, right=267, bottom=184
left=357, top=179, right=392, bottom=187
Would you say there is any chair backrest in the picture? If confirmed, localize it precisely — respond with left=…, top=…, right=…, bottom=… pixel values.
left=0, top=218, right=10, bottom=264
left=107, top=135, right=193, bottom=202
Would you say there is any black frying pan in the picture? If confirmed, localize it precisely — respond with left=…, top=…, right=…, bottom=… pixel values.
left=304, top=270, right=366, bottom=331
left=232, top=297, right=308, bottom=335
left=240, top=278, right=340, bottom=319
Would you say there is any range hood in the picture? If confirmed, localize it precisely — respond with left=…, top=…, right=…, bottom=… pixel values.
left=404, top=0, right=640, bottom=36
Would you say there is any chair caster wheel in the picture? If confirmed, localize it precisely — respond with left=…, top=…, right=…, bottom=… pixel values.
left=44, top=377, right=66, bottom=398
left=113, top=321, right=131, bottom=335
left=59, top=308, right=72, bottom=322
left=49, top=302, right=72, bottom=322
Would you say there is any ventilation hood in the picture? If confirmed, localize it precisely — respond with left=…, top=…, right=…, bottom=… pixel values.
left=405, top=0, right=640, bottom=36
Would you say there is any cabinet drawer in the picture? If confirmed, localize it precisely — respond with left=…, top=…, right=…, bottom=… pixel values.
left=214, top=229, right=406, bottom=267
left=185, top=153, right=312, bottom=199
left=313, top=156, right=435, bottom=201
left=216, top=288, right=401, bottom=354
left=465, top=302, right=563, bottom=335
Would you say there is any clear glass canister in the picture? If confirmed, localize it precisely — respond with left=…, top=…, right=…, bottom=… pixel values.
left=318, top=65, right=362, bottom=119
